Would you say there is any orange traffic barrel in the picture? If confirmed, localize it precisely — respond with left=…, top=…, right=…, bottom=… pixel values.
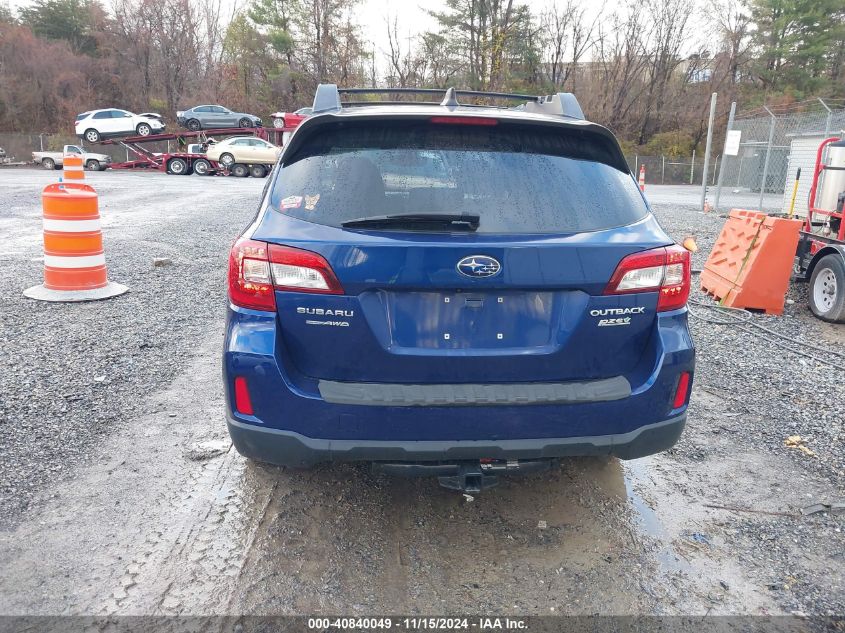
left=63, top=154, right=85, bottom=180
left=700, top=209, right=802, bottom=315
left=638, top=164, right=646, bottom=192
left=23, top=182, right=127, bottom=302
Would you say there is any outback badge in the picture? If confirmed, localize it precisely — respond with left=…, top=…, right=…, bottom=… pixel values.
left=457, top=255, right=501, bottom=279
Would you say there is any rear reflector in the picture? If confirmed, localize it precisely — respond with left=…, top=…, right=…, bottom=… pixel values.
left=228, top=238, right=344, bottom=311
left=429, top=116, right=498, bottom=126
left=234, top=376, right=254, bottom=415
left=673, top=371, right=691, bottom=409
left=604, top=245, right=691, bottom=311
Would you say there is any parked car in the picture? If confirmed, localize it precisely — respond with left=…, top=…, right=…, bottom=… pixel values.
left=205, top=136, right=280, bottom=176
left=32, top=144, right=112, bottom=171
left=270, top=106, right=312, bottom=129
left=176, top=105, right=263, bottom=131
left=222, top=85, right=695, bottom=493
left=75, top=109, right=165, bottom=143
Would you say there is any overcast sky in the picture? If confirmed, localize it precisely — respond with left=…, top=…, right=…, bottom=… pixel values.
left=358, top=0, right=440, bottom=56
left=6, top=0, right=705, bottom=66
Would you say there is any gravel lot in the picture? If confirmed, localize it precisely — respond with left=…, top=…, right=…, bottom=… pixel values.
left=0, top=172, right=842, bottom=619
left=0, top=170, right=259, bottom=524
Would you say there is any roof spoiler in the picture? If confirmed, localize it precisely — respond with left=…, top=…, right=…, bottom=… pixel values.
left=311, top=84, right=584, bottom=120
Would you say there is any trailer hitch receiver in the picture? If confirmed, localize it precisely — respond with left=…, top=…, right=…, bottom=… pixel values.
left=437, top=464, right=499, bottom=493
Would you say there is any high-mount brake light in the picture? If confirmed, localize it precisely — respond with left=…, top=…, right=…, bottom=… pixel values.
left=604, top=245, right=691, bottom=312
left=228, top=238, right=344, bottom=311
left=429, top=116, right=498, bottom=126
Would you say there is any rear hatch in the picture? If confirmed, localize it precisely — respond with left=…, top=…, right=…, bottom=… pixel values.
left=252, top=116, right=675, bottom=384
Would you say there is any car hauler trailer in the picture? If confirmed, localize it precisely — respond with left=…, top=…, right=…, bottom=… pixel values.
left=794, top=137, right=845, bottom=322
left=98, top=125, right=297, bottom=176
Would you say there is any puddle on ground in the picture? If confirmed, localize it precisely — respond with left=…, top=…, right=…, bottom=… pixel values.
left=623, top=457, right=690, bottom=575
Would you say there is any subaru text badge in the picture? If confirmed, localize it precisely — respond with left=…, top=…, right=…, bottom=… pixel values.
left=457, top=255, right=501, bottom=278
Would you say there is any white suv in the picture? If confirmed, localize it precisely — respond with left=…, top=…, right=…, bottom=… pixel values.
left=75, top=109, right=166, bottom=143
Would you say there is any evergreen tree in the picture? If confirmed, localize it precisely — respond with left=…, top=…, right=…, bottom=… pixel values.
left=18, top=0, right=103, bottom=55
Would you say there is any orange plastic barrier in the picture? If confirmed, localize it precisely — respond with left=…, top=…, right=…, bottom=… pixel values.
left=63, top=154, right=85, bottom=180
left=23, top=183, right=127, bottom=302
left=699, top=209, right=802, bottom=315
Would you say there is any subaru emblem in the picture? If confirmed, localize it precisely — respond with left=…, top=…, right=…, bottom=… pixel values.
left=457, top=255, right=501, bottom=278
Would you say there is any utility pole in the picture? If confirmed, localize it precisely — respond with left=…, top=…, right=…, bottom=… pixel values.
left=819, top=97, right=832, bottom=138
left=759, top=106, right=776, bottom=212
left=700, top=92, right=718, bottom=210
left=715, top=101, right=736, bottom=211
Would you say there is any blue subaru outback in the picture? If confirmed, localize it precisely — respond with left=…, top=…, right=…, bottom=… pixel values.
left=224, top=85, right=694, bottom=492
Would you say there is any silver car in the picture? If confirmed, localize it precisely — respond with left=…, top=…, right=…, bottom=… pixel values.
left=176, top=105, right=263, bottom=131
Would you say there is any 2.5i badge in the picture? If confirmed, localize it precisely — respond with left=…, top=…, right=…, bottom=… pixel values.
left=590, top=306, right=645, bottom=327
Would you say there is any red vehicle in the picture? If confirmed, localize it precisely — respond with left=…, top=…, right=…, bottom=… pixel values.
left=794, top=137, right=845, bottom=322
left=270, top=107, right=312, bottom=130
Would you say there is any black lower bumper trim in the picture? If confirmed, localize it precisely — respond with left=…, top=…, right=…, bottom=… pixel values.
left=318, top=376, right=631, bottom=407
left=226, top=414, right=686, bottom=468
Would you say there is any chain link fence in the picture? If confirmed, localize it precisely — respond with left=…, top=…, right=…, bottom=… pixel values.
left=625, top=154, right=719, bottom=187
left=714, top=100, right=845, bottom=215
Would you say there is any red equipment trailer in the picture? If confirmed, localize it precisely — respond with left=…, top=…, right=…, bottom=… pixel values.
left=99, top=126, right=295, bottom=176
left=793, top=136, right=845, bottom=322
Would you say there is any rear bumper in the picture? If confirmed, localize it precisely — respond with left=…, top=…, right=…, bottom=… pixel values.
left=227, top=413, right=686, bottom=467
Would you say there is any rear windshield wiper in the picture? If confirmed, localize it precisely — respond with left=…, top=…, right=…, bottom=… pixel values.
left=341, top=213, right=480, bottom=232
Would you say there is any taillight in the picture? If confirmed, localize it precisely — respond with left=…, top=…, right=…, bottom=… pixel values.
left=228, top=238, right=275, bottom=310
left=604, top=245, right=691, bottom=311
left=268, top=244, right=343, bottom=294
left=227, top=238, right=343, bottom=311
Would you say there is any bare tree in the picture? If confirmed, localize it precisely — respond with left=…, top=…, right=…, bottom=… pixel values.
left=385, top=14, right=423, bottom=88
left=540, top=0, right=601, bottom=90
left=418, top=32, right=462, bottom=87
left=587, top=7, right=651, bottom=136
left=636, top=0, right=693, bottom=143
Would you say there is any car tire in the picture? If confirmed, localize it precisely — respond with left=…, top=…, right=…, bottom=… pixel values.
left=84, top=129, right=100, bottom=143
left=193, top=158, right=212, bottom=175
left=250, top=164, right=267, bottom=178
left=238, top=117, right=252, bottom=128
left=809, top=254, right=845, bottom=323
left=273, top=118, right=284, bottom=128
left=231, top=163, right=249, bottom=177
left=85, top=159, right=100, bottom=171
left=136, top=123, right=152, bottom=136
left=186, top=119, right=201, bottom=132
left=219, top=153, right=235, bottom=167
left=167, top=157, right=188, bottom=175
left=42, top=157, right=55, bottom=170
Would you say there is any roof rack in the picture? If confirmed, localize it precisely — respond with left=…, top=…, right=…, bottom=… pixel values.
left=312, top=84, right=584, bottom=120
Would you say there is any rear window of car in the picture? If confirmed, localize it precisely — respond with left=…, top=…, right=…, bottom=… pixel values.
left=271, top=120, right=648, bottom=234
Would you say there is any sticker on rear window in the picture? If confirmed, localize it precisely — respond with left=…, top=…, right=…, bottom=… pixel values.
left=304, top=194, right=320, bottom=211
left=281, top=195, right=303, bottom=209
